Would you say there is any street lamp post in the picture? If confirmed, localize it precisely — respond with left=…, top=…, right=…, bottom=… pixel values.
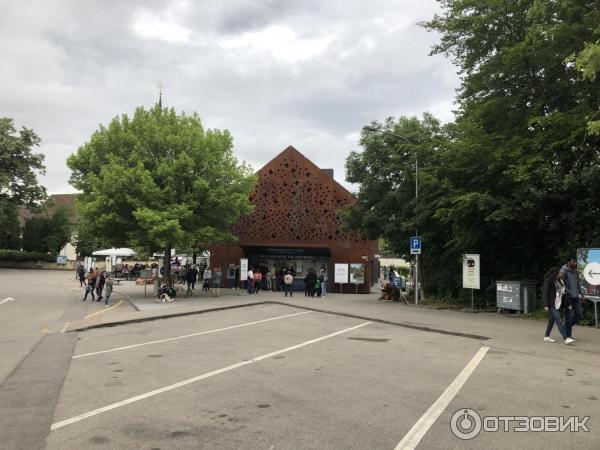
left=363, top=126, right=420, bottom=305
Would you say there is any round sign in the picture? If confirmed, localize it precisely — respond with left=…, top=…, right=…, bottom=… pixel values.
left=583, top=263, right=600, bottom=285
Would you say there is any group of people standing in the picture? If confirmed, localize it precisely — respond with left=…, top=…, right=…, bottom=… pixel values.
left=176, top=264, right=223, bottom=296
left=303, top=268, right=327, bottom=297
left=78, top=266, right=114, bottom=306
left=543, top=257, right=585, bottom=345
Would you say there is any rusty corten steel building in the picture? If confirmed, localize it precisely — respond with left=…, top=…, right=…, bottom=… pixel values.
left=208, top=146, right=378, bottom=293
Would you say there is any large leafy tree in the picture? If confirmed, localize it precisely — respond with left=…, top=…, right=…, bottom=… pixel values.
left=67, top=105, right=256, bottom=282
left=22, top=206, right=72, bottom=254
left=0, top=117, right=47, bottom=249
left=346, top=0, right=600, bottom=303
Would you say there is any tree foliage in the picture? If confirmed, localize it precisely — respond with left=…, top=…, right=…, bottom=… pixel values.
left=67, top=105, right=256, bottom=280
left=0, top=117, right=47, bottom=250
left=345, top=0, right=600, bottom=303
left=22, top=206, right=73, bottom=254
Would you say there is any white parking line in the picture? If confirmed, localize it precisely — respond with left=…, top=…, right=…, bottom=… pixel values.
left=73, top=311, right=313, bottom=359
left=394, top=346, right=489, bottom=450
left=51, top=321, right=372, bottom=430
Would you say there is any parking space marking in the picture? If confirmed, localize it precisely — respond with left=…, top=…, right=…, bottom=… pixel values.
left=73, top=311, right=313, bottom=359
left=394, top=346, right=489, bottom=450
left=51, top=321, right=371, bottom=430
left=82, top=300, right=124, bottom=320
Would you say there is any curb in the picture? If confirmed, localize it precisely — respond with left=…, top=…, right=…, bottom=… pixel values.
left=69, top=299, right=490, bottom=341
left=112, top=290, right=140, bottom=312
left=69, top=301, right=269, bottom=332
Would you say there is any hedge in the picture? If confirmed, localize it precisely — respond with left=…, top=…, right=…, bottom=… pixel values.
left=0, top=249, right=56, bottom=262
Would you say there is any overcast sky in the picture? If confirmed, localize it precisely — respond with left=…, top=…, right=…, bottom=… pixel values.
left=0, top=0, right=458, bottom=194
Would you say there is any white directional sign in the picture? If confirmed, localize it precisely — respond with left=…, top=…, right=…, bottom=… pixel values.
left=584, top=262, right=600, bottom=285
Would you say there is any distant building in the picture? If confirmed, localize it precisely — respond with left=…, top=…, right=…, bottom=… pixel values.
left=208, top=146, right=378, bottom=293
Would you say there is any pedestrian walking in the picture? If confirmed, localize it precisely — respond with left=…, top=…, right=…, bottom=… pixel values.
left=320, top=268, right=328, bottom=297
left=234, top=264, right=240, bottom=289
left=247, top=268, right=254, bottom=294
left=284, top=270, right=294, bottom=297
left=214, top=267, right=222, bottom=296
left=77, top=264, right=85, bottom=287
left=542, top=267, right=574, bottom=344
left=95, top=271, right=105, bottom=302
left=104, top=272, right=114, bottom=306
left=203, top=266, right=212, bottom=292
left=186, top=265, right=194, bottom=296
left=560, top=257, right=584, bottom=341
left=266, top=269, right=272, bottom=291
left=83, top=269, right=95, bottom=301
left=307, top=269, right=317, bottom=297
left=253, top=270, right=262, bottom=294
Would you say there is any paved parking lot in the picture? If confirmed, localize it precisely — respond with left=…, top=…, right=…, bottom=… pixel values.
left=42, top=303, right=599, bottom=449
left=3, top=271, right=600, bottom=449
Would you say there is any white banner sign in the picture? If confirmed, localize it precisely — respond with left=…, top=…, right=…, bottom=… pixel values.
left=462, top=254, right=480, bottom=290
left=240, top=258, right=248, bottom=281
left=334, top=263, right=348, bottom=284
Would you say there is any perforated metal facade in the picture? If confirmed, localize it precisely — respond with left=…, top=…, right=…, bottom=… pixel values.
left=208, top=146, right=378, bottom=293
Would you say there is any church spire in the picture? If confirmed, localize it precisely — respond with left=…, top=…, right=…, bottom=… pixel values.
left=158, top=82, right=163, bottom=109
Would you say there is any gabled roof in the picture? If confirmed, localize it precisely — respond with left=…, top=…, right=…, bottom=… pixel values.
left=232, top=146, right=363, bottom=245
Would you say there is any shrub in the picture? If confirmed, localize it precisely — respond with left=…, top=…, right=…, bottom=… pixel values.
left=0, top=249, right=56, bottom=262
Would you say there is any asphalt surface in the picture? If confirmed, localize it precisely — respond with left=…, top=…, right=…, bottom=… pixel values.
left=2, top=270, right=600, bottom=449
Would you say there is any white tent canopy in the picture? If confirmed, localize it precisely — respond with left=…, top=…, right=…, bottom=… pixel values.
left=92, top=247, right=137, bottom=257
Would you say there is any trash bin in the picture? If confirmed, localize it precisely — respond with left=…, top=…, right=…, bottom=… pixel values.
left=496, top=281, right=537, bottom=314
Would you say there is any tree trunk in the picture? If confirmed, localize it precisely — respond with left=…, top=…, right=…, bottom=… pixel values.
left=164, top=242, right=172, bottom=285
left=193, top=251, right=197, bottom=265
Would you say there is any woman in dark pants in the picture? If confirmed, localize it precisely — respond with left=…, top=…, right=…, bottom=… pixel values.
left=542, top=267, right=574, bottom=345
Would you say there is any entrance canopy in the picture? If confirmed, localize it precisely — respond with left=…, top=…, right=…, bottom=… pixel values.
left=92, top=247, right=137, bottom=257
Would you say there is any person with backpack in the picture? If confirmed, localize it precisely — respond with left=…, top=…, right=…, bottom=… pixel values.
left=95, top=271, right=105, bottom=302
left=83, top=269, right=95, bottom=302
left=543, top=267, right=575, bottom=345
left=283, top=270, right=294, bottom=297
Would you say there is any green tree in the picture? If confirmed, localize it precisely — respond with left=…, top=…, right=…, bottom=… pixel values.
left=346, top=1, right=600, bottom=304
left=22, top=206, right=72, bottom=254
left=0, top=117, right=47, bottom=250
left=67, top=105, right=256, bottom=283
left=421, top=0, right=600, bottom=284
left=574, top=41, right=600, bottom=135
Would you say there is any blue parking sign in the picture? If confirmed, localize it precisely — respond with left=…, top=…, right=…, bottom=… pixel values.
left=410, top=236, right=421, bottom=254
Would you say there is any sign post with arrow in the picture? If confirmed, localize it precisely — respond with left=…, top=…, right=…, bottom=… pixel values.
left=578, top=248, right=600, bottom=328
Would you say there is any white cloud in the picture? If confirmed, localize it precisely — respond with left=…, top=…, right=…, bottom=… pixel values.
left=133, top=5, right=192, bottom=43
left=221, top=25, right=335, bottom=63
left=0, top=0, right=460, bottom=194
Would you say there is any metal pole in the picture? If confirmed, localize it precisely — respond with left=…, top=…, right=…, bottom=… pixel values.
left=471, top=288, right=474, bottom=310
left=415, top=149, right=419, bottom=305
left=415, top=254, right=419, bottom=305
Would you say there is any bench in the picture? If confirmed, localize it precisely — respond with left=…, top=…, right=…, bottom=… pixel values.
left=113, top=278, right=127, bottom=285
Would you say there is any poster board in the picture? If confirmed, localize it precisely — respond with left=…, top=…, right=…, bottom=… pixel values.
left=334, top=264, right=348, bottom=284
left=462, top=254, right=480, bottom=289
left=349, top=263, right=365, bottom=284
left=240, top=258, right=248, bottom=281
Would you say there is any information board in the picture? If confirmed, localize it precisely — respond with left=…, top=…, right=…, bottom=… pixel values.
left=240, top=258, right=248, bottom=281
left=462, top=254, right=480, bottom=289
left=349, top=263, right=365, bottom=284
left=334, top=263, right=348, bottom=284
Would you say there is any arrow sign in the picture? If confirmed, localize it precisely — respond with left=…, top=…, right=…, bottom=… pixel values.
left=0, top=297, right=15, bottom=305
left=584, top=263, right=600, bottom=285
